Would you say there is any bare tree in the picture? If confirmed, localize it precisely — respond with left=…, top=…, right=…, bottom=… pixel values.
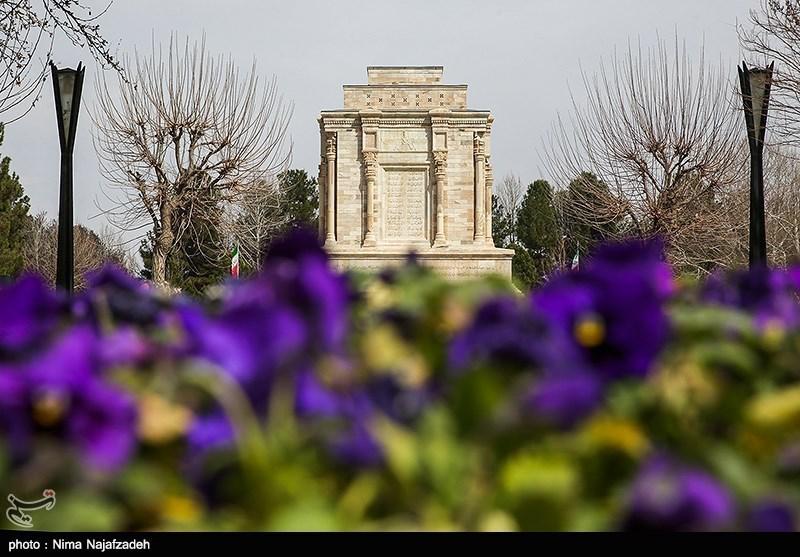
left=495, top=173, right=524, bottom=243
left=543, top=38, right=747, bottom=275
left=763, top=145, right=800, bottom=265
left=23, top=212, right=56, bottom=280
left=740, top=1, right=800, bottom=147
left=0, top=0, right=122, bottom=123
left=22, top=212, right=131, bottom=289
left=93, top=35, right=292, bottom=286
left=226, top=177, right=287, bottom=271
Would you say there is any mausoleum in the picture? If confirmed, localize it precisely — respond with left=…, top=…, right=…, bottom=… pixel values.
left=318, top=66, right=513, bottom=279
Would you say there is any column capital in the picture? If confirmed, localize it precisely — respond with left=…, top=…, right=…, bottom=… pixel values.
left=325, top=132, right=337, bottom=157
left=324, top=133, right=337, bottom=246
left=433, top=150, right=448, bottom=175
left=473, top=133, right=486, bottom=158
left=363, top=149, right=378, bottom=178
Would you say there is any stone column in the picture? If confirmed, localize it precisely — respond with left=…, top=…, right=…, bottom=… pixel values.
left=485, top=156, right=494, bottom=245
left=362, top=149, right=377, bottom=246
left=473, top=133, right=486, bottom=244
left=324, top=133, right=337, bottom=246
left=318, top=156, right=326, bottom=239
left=433, top=150, right=448, bottom=247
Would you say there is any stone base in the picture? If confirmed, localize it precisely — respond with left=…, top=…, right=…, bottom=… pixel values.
left=326, top=246, right=514, bottom=280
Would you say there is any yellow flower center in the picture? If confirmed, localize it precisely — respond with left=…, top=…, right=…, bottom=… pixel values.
left=32, top=391, right=69, bottom=427
left=574, top=314, right=605, bottom=348
left=160, top=495, right=202, bottom=523
left=761, top=319, right=786, bottom=349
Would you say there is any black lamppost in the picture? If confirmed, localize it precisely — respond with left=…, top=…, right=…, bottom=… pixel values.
left=51, top=62, right=85, bottom=293
left=738, top=61, right=774, bottom=269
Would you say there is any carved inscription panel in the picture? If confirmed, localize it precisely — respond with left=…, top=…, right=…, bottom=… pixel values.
left=384, top=169, right=426, bottom=241
left=381, top=129, right=428, bottom=152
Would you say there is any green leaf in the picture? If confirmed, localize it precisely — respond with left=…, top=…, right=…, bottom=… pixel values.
left=31, top=494, right=124, bottom=532
left=266, top=497, right=340, bottom=531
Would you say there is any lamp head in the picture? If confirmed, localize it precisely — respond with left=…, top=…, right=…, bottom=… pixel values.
left=50, top=62, right=85, bottom=152
left=738, top=61, right=774, bottom=145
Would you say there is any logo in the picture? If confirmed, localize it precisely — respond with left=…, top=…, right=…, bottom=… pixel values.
left=6, top=489, right=56, bottom=528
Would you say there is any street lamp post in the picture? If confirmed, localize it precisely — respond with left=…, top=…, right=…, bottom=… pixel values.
left=51, top=62, right=85, bottom=293
left=738, top=61, right=774, bottom=269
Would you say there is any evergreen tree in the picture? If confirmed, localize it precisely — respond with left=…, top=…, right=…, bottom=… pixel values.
left=278, top=169, right=319, bottom=230
left=0, top=124, right=30, bottom=278
left=510, top=247, right=537, bottom=290
left=513, top=179, right=559, bottom=288
left=561, top=172, right=621, bottom=261
left=138, top=187, right=225, bottom=296
left=175, top=181, right=226, bottom=295
left=172, top=198, right=226, bottom=297
left=491, top=195, right=513, bottom=249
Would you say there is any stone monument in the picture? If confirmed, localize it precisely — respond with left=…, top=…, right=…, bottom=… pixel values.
left=318, top=66, right=513, bottom=279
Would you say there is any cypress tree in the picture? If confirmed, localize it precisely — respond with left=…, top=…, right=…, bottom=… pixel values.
left=0, top=124, right=30, bottom=278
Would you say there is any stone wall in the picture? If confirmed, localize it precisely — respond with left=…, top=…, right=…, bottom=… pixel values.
left=344, top=87, right=468, bottom=110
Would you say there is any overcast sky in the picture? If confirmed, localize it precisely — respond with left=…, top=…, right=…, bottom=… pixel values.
left=1, top=0, right=761, bottom=247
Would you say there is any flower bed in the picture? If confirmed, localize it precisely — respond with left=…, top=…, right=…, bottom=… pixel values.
left=1, top=230, right=798, bottom=531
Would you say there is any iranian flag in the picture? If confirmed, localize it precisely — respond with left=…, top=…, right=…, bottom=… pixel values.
left=231, top=244, right=240, bottom=278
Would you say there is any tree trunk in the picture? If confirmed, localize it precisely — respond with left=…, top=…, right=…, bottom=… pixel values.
left=151, top=244, right=167, bottom=286
left=152, top=202, right=174, bottom=287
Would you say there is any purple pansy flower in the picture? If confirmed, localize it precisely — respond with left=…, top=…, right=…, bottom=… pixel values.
left=180, top=302, right=306, bottom=388
left=187, top=412, right=237, bottom=457
left=98, top=327, right=154, bottom=369
left=365, top=375, right=435, bottom=425
left=449, top=296, right=575, bottom=372
left=0, top=325, right=137, bottom=470
left=523, top=372, right=604, bottom=428
left=76, top=264, right=165, bottom=327
left=262, top=227, right=352, bottom=352
left=330, top=423, right=384, bottom=467
left=182, top=228, right=352, bottom=456
left=179, top=302, right=306, bottom=452
left=294, top=368, right=351, bottom=418
left=621, top=454, right=734, bottom=531
left=0, top=274, right=65, bottom=356
left=448, top=238, right=671, bottom=429
left=532, top=237, right=672, bottom=380
left=702, top=266, right=800, bottom=328
left=64, top=376, right=138, bottom=470
left=0, top=365, right=29, bottom=450
left=294, top=367, right=383, bottom=466
left=746, top=500, right=796, bottom=532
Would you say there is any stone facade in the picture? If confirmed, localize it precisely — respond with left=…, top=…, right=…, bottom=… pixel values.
left=319, top=66, right=513, bottom=279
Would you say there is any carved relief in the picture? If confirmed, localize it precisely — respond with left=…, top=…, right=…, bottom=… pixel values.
left=325, top=134, right=337, bottom=157
left=433, top=150, right=448, bottom=176
left=382, top=129, right=427, bottom=152
left=363, top=150, right=378, bottom=178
